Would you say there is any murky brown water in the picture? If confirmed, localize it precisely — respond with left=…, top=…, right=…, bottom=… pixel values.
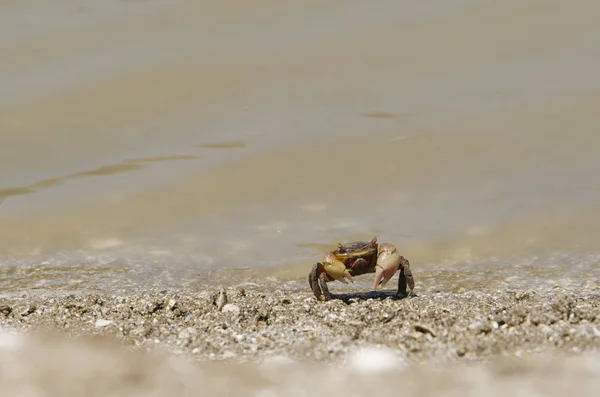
left=2, top=0, right=600, bottom=292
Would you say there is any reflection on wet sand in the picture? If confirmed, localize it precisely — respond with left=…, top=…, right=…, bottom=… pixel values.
left=123, top=155, right=199, bottom=164
left=197, top=141, right=249, bottom=149
left=0, top=154, right=199, bottom=200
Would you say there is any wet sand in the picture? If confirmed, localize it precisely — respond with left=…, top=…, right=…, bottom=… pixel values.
left=1, top=283, right=599, bottom=395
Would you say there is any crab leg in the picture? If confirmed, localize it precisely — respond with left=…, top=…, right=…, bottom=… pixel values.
left=396, top=256, right=414, bottom=297
left=308, top=262, right=333, bottom=301
left=318, top=274, right=332, bottom=301
left=308, top=263, right=325, bottom=299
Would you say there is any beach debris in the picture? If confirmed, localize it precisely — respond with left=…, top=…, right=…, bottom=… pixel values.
left=413, top=324, right=437, bottom=337
left=0, top=305, right=12, bottom=317
left=215, top=287, right=228, bottom=311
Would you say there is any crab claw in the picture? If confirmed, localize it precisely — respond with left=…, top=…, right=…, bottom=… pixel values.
left=322, top=252, right=355, bottom=284
left=373, top=243, right=401, bottom=289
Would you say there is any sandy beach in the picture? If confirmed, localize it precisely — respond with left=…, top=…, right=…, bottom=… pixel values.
left=1, top=282, right=599, bottom=396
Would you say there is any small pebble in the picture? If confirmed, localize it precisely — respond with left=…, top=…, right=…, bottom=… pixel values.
left=234, top=334, right=244, bottom=343
left=95, top=319, right=114, bottom=328
left=468, top=321, right=491, bottom=334
left=167, top=299, right=178, bottom=310
left=222, top=304, right=240, bottom=315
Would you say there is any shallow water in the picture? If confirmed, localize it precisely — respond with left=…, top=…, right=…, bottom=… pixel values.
left=2, top=0, right=600, bottom=293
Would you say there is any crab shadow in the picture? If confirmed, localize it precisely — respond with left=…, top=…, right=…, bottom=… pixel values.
left=329, top=290, right=417, bottom=304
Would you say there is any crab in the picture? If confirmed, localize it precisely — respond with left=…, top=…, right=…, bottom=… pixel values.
left=308, top=236, right=414, bottom=301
